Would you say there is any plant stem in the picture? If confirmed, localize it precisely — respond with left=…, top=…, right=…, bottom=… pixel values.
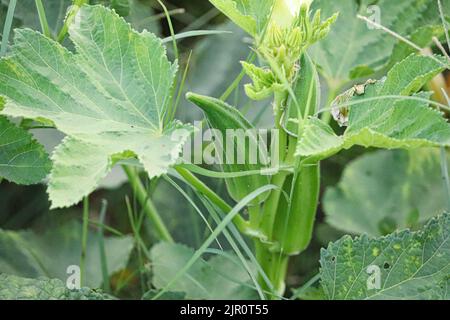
left=56, top=0, right=88, bottom=43
left=123, top=165, right=174, bottom=243
left=175, top=166, right=253, bottom=236
left=259, top=172, right=287, bottom=238
left=0, top=0, right=16, bottom=56
left=254, top=241, right=289, bottom=299
left=35, top=0, right=52, bottom=38
left=269, top=252, right=289, bottom=297
left=260, top=91, right=289, bottom=239
left=80, top=196, right=89, bottom=286
left=321, top=82, right=340, bottom=124
left=97, top=199, right=111, bottom=292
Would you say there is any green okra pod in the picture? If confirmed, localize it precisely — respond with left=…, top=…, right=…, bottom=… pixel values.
left=186, top=93, right=270, bottom=206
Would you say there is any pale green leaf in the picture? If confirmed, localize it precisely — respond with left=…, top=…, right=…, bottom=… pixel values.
left=209, top=0, right=274, bottom=36
left=0, top=5, right=192, bottom=208
left=0, top=274, right=111, bottom=300
left=309, top=0, right=450, bottom=86
left=320, top=213, right=450, bottom=300
left=150, top=242, right=258, bottom=300
left=0, top=116, right=51, bottom=185
left=0, top=220, right=134, bottom=288
left=296, top=55, right=450, bottom=160
left=324, top=149, right=450, bottom=236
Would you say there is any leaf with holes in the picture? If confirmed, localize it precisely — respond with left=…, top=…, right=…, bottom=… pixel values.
left=0, top=274, right=112, bottom=300
left=0, top=5, right=193, bottom=208
left=320, top=213, right=450, bottom=300
left=296, top=54, right=450, bottom=160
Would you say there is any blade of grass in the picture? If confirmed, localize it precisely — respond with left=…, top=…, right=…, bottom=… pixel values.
left=177, top=164, right=293, bottom=178
left=57, top=0, right=87, bottom=43
left=151, top=184, right=277, bottom=300
left=180, top=7, right=219, bottom=33
left=161, top=30, right=232, bottom=43
left=89, top=219, right=125, bottom=237
left=35, top=0, right=52, bottom=38
left=125, top=196, right=147, bottom=295
left=80, top=196, right=89, bottom=286
left=438, top=0, right=450, bottom=50
left=174, top=167, right=255, bottom=237
left=0, top=0, right=16, bottom=56
left=97, top=199, right=111, bottom=292
left=145, top=8, right=185, bottom=23
left=356, top=14, right=448, bottom=68
left=315, top=95, right=450, bottom=115
left=220, top=52, right=257, bottom=101
left=290, top=273, right=321, bottom=300
left=123, top=165, right=174, bottom=243
left=163, top=175, right=223, bottom=250
left=169, top=50, right=192, bottom=122
left=200, top=198, right=274, bottom=300
left=157, top=0, right=178, bottom=61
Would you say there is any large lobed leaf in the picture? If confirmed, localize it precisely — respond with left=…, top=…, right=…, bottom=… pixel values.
left=324, top=149, right=450, bottom=237
left=0, top=5, right=192, bottom=208
left=0, top=274, right=111, bottom=300
left=320, top=213, right=450, bottom=300
left=0, top=220, right=134, bottom=288
left=0, top=115, right=51, bottom=184
left=150, top=242, right=258, bottom=300
left=309, top=0, right=450, bottom=86
left=296, top=54, right=450, bottom=160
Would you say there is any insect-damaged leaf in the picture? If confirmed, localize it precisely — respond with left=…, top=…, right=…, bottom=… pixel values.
left=0, top=5, right=193, bottom=208
left=309, top=0, right=450, bottom=86
left=0, top=116, right=51, bottom=185
left=320, top=213, right=450, bottom=300
left=0, top=274, right=112, bottom=300
left=296, top=54, right=450, bottom=160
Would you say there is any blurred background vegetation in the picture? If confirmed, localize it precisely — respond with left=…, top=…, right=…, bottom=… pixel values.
left=0, top=0, right=449, bottom=299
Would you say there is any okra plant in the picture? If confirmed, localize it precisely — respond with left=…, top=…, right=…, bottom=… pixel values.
left=0, top=0, right=449, bottom=300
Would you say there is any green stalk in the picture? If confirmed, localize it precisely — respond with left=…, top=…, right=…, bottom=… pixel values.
left=123, top=165, right=173, bottom=243
left=35, top=0, right=52, bottom=38
left=97, top=199, right=111, bottom=292
left=320, top=82, right=341, bottom=124
left=259, top=172, right=287, bottom=238
left=0, top=0, right=17, bottom=56
left=260, top=91, right=289, bottom=239
left=56, top=0, right=88, bottom=43
left=175, top=166, right=253, bottom=236
left=80, top=196, right=89, bottom=286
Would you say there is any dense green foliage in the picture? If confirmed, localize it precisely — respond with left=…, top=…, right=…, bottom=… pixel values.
left=0, top=0, right=449, bottom=301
